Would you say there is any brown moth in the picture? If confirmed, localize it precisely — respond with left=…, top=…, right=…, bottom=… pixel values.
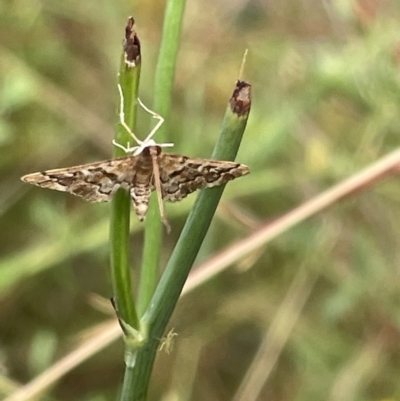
left=21, top=146, right=250, bottom=229
left=21, top=85, right=250, bottom=230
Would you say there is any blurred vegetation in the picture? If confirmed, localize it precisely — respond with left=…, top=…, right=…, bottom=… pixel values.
left=2, top=0, right=400, bottom=400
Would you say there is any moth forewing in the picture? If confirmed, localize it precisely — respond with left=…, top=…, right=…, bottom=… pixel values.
left=157, top=153, right=250, bottom=202
left=21, top=156, right=139, bottom=203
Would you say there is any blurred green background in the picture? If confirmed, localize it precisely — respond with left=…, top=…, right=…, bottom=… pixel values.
left=2, top=0, right=400, bottom=400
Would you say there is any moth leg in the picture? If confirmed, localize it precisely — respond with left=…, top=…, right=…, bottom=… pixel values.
left=115, top=84, right=174, bottom=156
left=135, top=98, right=174, bottom=155
left=137, top=98, right=164, bottom=143
left=112, top=139, right=138, bottom=154
left=118, top=83, right=141, bottom=144
left=115, top=84, right=143, bottom=153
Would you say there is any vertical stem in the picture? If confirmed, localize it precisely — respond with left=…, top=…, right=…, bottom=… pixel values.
left=127, top=81, right=251, bottom=400
left=110, top=17, right=141, bottom=342
left=138, top=0, right=187, bottom=316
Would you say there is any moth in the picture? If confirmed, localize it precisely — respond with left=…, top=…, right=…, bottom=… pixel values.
left=21, top=85, right=250, bottom=230
left=21, top=146, right=250, bottom=227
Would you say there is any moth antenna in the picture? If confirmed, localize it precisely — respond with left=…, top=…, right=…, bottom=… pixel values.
left=112, top=139, right=138, bottom=154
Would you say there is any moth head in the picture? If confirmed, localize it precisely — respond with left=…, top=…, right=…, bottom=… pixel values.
left=133, top=139, right=157, bottom=156
left=133, top=139, right=174, bottom=156
left=141, top=145, right=162, bottom=157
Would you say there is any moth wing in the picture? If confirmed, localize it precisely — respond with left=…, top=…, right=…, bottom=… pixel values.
left=21, top=156, right=137, bottom=202
left=157, top=153, right=250, bottom=202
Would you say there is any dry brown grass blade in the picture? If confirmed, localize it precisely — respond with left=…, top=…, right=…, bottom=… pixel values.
left=3, top=320, right=120, bottom=401
left=232, top=268, right=318, bottom=401
left=327, top=331, right=388, bottom=401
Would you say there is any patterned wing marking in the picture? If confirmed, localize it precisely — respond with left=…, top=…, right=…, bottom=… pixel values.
left=157, top=153, right=250, bottom=202
left=130, top=184, right=152, bottom=221
left=21, top=156, right=138, bottom=203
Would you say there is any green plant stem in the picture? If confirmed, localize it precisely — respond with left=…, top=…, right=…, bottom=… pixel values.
left=138, top=0, right=186, bottom=316
left=145, top=82, right=251, bottom=328
left=126, top=81, right=251, bottom=400
left=110, top=51, right=141, bottom=332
